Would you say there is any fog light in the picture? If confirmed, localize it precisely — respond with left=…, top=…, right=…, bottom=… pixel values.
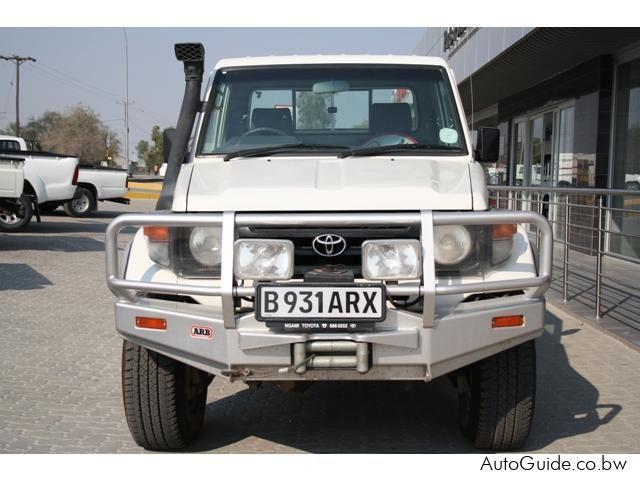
left=433, top=225, right=472, bottom=265
left=361, top=240, right=421, bottom=280
left=234, top=239, right=294, bottom=280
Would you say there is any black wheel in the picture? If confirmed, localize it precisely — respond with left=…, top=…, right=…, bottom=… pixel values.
left=63, top=187, right=96, bottom=217
left=121, top=340, right=211, bottom=450
left=458, top=340, right=536, bottom=450
left=0, top=194, right=33, bottom=231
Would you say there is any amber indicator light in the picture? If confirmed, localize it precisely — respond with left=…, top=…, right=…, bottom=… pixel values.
left=143, top=226, right=169, bottom=241
left=491, top=315, right=524, bottom=328
left=135, top=316, right=167, bottom=330
left=492, top=224, right=517, bottom=240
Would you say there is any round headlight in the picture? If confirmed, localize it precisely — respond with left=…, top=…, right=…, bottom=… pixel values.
left=189, top=227, right=222, bottom=266
left=433, top=225, right=472, bottom=265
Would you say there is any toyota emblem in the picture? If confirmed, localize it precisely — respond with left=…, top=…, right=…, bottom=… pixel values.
left=312, top=234, right=347, bottom=257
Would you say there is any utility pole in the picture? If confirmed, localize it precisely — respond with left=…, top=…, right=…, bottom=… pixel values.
left=122, top=28, right=130, bottom=172
left=0, top=55, right=36, bottom=137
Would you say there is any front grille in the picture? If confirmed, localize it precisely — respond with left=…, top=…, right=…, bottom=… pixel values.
left=238, top=225, right=420, bottom=277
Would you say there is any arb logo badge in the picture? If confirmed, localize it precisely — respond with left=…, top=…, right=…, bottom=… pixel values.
left=190, top=325, right=213, bottom=339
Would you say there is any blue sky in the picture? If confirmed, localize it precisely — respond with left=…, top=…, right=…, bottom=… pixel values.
left=0, top=28, right=424, bottom=161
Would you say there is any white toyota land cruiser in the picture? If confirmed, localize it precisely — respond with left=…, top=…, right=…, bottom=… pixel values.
left=106, top=44, right=552, bottom=451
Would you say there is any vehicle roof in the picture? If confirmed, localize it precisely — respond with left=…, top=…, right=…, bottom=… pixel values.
left=213, top=55, right=450, bottom=70
left=0, top=135, right=21, bottom=141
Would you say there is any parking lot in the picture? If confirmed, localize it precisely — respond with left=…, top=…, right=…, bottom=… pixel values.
left=1, top=199, right=640, bottom=453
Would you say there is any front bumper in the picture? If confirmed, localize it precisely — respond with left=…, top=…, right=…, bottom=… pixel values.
left=106, top=210, right=552, bottom=381
left=115, top=294, right=545, bottom=381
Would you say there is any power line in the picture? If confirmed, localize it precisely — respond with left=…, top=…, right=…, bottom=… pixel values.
left=35, top=60, right=121, bottom=101
left=4, top=48, right=168, bottom=128
left=27, top=62, right=121, bottom=103
left=39, top=62, right=167, bottom=123
left=2, top=80, right=13, bottom=115
left=129, top=103, right=171, bottom=122
left=2, top=48, right=124, bottom=103
left=128, top=117, right=150, bottom=135
left=27, top=63, right=107, bottom=100
left=2, top=48, right=171, bottom=151
left=424, top=30, right=445, bottom=57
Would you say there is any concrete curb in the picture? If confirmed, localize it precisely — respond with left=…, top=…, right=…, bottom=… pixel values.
left=125, top=181, right=161, bottom=200
left=547, top=300, right=640, bottom=354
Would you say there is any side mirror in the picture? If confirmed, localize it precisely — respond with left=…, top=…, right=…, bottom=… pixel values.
left=474, top=127, right=500, bottom=163
left=163, top=128, right=176, bottom=164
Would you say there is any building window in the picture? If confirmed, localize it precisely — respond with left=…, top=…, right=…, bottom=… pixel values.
left=512, top=121, right=525, bottom=185
left=613, top=58, right=640, bottom=190
left=610, top=57, right=640, bottom=260
left=510, top=105, right=576, bottom=187
left=558, top=107, right=577, bottom=186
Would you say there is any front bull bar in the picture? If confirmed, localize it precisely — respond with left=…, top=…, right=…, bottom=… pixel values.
left=105, top=210, right=552, bottom=329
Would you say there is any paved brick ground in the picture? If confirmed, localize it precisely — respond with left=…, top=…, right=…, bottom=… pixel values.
left=1, top=201, right=639, bottom=453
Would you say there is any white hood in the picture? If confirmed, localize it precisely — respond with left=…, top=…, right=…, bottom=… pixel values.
left=182, top=155, right=486, bottom=212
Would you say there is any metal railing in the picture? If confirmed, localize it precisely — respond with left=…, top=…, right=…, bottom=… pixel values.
left=488, top=185, right=640, bottom=328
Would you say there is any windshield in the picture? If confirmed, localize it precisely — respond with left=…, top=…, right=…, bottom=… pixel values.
left=198, top=64, right=467, bottom=157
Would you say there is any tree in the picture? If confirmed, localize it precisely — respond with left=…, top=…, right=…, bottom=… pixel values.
left=296, top=92, right=335, bottom=130
left=0, top=111, right=63, bottom=140
left=136, top=125, right=164, bottom=172
left=2, top=106, right=121, bottom=166
left=39, top=106, right=121, bottom=165
left=136, top=140, right=150, bottom=162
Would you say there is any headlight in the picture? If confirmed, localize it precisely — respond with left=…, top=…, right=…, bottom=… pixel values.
left=234, top=239, right=294, bottom=280
left=361, top=240, right=422, bottom=280
left=189, top=227, right=222, bottom=267
left=433, top=225, right=472, bottom=265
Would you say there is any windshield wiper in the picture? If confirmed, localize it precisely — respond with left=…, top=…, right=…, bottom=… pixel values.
left=337, top=143, right=464, bottom=159
left=223, top=143, right=349, bottom=161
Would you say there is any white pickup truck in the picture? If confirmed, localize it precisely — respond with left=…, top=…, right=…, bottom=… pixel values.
left=105, top=44, right=552, bottom=451
left=53, top=165, right=129, bottom=217
left=0, top=135, right=129, bottom=217
left=0, top=153, right=26, bottom=230
left=0, top=135, right=78, bottom=230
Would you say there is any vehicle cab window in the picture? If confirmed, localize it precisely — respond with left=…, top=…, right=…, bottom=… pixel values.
left=0, top=140, right=20, bottom=151
left=198, top=65, right=466, bottom=156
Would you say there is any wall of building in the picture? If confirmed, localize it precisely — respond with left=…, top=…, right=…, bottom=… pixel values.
left=413, top=28, right=534, bottom=82
left=414, top=28, right=640, bottom=260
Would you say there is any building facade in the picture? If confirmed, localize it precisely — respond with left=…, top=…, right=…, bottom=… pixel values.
left=415, top=27, right=640, bottom=259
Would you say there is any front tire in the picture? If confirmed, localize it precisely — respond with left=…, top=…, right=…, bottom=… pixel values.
left=63, top=187, right=96, bottom=217
left=0, top=194, right=33, bottom=231
left=121, top=340, right=210, bottom=450
left=458, top=340, right=536, bottom=450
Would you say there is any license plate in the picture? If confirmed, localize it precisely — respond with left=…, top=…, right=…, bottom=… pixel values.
left=255, top=284, right=386, bottom=322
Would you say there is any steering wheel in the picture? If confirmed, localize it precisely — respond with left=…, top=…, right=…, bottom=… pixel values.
left=242, top=127, right=290, bottom=137
left=361, top=132, right=418, bottom=148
